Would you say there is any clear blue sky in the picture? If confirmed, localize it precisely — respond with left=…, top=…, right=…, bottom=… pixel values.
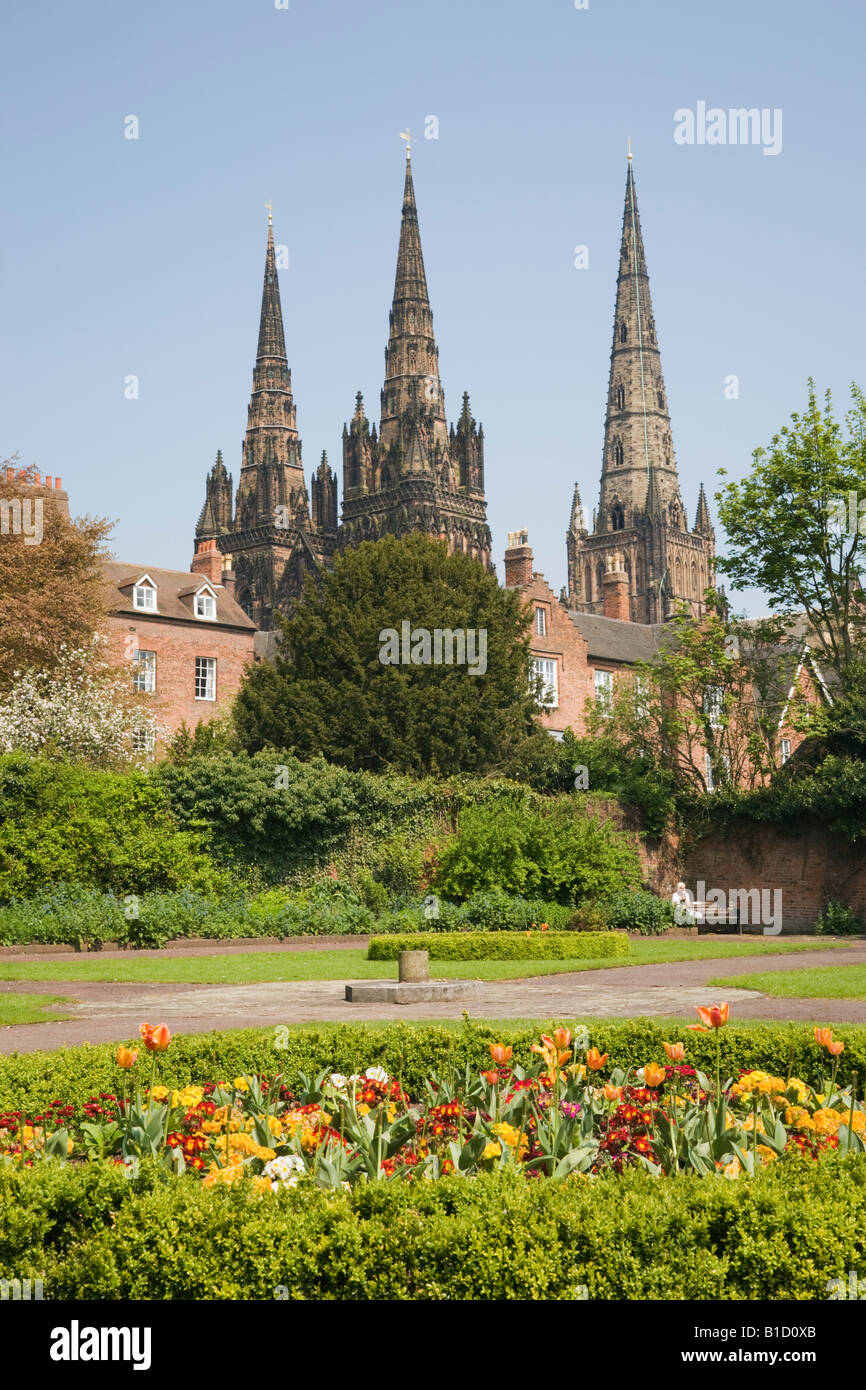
left=2, top=0, right=863, bottom=615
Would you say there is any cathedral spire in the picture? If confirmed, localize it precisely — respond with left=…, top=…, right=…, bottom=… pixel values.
left=378, top=153, right=448, bottom=457
left=694, top=482, right=713, bottom=536
left=257, top=217, right=287, bottom=362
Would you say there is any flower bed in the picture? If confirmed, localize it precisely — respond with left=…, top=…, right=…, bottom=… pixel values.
left=2, top=1014, right=862, bottom=1189
left=366, top=930, right=630, bottom=961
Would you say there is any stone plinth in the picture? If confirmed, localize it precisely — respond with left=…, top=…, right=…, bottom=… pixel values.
left=344, top=980, right=483, bottom=1005
left=398, top=950, right=429, bottom=982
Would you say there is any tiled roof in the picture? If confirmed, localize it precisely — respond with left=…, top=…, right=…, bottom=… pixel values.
left=568, top=610, right=669, bottom=664
left=102, top=560, right=256, bottom=631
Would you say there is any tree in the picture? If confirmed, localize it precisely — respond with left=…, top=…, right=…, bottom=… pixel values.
left=233, top=534, right=539, bottom=775
left=0, top=457, right=113, bottom=690
left=715, top=382, right=866, bottom=680
left=0, top=638, right=161, bottom=767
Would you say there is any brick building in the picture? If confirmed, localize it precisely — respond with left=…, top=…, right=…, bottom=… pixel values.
left=102, top=561, right=255, bottom=745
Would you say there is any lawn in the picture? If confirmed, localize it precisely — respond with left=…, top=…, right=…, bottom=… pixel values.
left=0, top=991, right=73, bottom=1027
left=711, top=963, right=866, bottom=1001
left=0, top=935, right=855, bottom=986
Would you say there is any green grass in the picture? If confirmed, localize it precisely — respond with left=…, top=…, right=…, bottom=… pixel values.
left=711, top=963, right=866, bottom=1001
left=0, top=935, right=854, bottom=986
left=0, top=991, right=73, bottom=1026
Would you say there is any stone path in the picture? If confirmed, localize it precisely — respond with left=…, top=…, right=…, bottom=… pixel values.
left=1, top=944, right=864, bottom=1053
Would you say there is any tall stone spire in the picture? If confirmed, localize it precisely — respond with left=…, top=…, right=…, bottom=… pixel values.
left=565, top=155, right=715, bottom=622
left=338, top=151, right=491, bottom=568
left=378, top=151, right=448, bottom=459
left=694, top=482, right=714, bottom=537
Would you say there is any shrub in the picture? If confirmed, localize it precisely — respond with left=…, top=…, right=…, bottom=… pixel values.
left=366, top=930, right=630, bottom=961
left=816, top=900, right=866, bottom=937
left=0, top=753, right=218, bottom=902
left=1, top=1157, right=864, bottom=1300
left=433, top=798, right=642, bottom=905
left=603, top=890, right=675, bottom=936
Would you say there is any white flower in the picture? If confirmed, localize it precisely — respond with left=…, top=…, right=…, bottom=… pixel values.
left=263, top=1154, right=306, bottom=1189
left=328, top=1073, right=348, bottom=1091
left=365, top=1066, right=389, bottom=1084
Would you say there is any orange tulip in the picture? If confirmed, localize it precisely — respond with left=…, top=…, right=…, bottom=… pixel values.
left=140, top=1021, right=172, bottom=1052
left=694, top=1003, right=730, bottom=1031
left=553, top=1027, right=572, bottom=1051
left=489, top=1043, right=512, bottom=1067
left=603, top=1084, right=622, bottom=1102
left=586, top=1048, right=608, bottom=1071
left=644, top=1062, right=667, bottom=1088
left=116, top=1046, right=138, bottom=1069
left=827, top=1039, right=845, bottom=1057
left=541, top=923, right=549, bottom=932
left=814, top=1028, right=834, bottom=1048
left=663, top=1041, right=685, bottom=1062
left=481, top=1070, right=499, bottom=1085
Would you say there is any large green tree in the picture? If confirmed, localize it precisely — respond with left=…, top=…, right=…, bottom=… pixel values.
left=715, top=381, right=866, bottom=679
left=233, top=534, right=539, bottom=775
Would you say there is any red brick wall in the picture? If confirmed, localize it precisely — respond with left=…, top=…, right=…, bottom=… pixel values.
left=681, top=821, right=866, bottom=932
left=518, top=574, right=597, bottom=734
left=106, top=615, right=255, bottom=741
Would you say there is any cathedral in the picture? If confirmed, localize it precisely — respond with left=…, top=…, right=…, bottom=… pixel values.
left=191, top=148, right=714, bottom=633
left=193, top=148, right=491, bottom=628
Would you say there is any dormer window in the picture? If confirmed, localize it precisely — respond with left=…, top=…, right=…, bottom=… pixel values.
left=133, top=579, right=157, bottom=611
left=195, top=591, right=217, bottom=620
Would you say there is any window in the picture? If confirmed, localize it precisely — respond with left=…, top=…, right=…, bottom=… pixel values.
left=195, top=656, right=217, bottom=701
left=703, top=685, right=724, bottom=729
left=132, top=649, right=156, bottom=693
left=780, top=737, right=791, bottom=765
left=611, top=503, right=625, bottom=531
left=594, top=668, right=613, bottom=712
left=705, top=752, right=714, bottom=792
left=133, top=580, right=156, bottom=611
left=619, top=321, right=628, bottom=343
left=615, top=384, right=625, bottom=409
left=634, top=673, right=650, bottom=720
left=531, top=657, right=558, bottom=708
left=132, top=726, right=155, bottom=754
left=195, top=592, right=217, bottom=620
left=614, top=440, right=624, bottom=466
left=534, top=606, right=547, bottom=637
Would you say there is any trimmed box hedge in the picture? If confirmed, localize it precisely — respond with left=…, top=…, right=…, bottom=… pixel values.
left=366, top=931, right=630, bottom=961
left=1, top=1158, right=864, bottom=1300
left=2, top=1019, right=865, bottom=1115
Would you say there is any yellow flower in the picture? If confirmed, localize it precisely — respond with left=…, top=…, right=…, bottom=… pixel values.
left=233, top=1077, right=251, bottom=1093
left=150, top=1085, right=169, bottom=1102
left=721, top=1158, right=741, bottom=1179
left=784, top=1106, right=813, bottom=1132
left=482, top=1142, right=502, bottom=1160
left=491, top=1123, right=529, bottom=1158
left=812, top=1109, right=843, bottom=1136
left=756, top=1144, right=777, bottom=1164
left=357, top=1103, right=370, bottom=1117
left=252, top=1175, right=272, bottom=1196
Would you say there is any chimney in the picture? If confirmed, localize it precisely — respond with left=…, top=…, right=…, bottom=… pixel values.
left=191, top=538, right=224, bottom=585
left=504, top=528, right=534, bottom=588
left=602, top=552, right=630, bottom=621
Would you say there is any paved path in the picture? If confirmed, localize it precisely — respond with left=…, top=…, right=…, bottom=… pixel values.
left=1, top=944, right=864, bottom=1053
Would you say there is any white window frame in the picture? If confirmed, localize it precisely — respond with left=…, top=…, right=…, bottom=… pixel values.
left=195, top=656, right=217, bottom=702
left=132, top=649, right=156, bottom=694
left=133, top=580, right=157, bottom=612
left=703, top=684, right=725, bottom=729
left=705, top=752, right=714, bottom=792
left=780, top=737, right=791, bottom=765
left=195, top=591, right=217, bottom=621
left=534, top=606, right=547, bottom=637
left=634, top=673, right=650, bottom=721
left=531, top=657, right=558, bottom=709
left=132, top=725, right=155, bottom=754
left=594, top=668, right=613, bottom=713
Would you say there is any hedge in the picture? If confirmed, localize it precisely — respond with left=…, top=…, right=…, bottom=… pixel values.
left=1, top=1158, right=864, bottom=1299
left=366, top=931, right=630, bottom=961
left=3, top=1020, right=865, bottom=1115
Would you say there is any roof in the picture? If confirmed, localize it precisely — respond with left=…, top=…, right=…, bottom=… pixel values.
left=568, top=610, right=668, bottom=664
left=102, top=560, right=256, bottom=631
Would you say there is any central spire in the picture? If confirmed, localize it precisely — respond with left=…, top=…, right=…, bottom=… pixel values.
left=378, top=153, right=448, bottom=458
